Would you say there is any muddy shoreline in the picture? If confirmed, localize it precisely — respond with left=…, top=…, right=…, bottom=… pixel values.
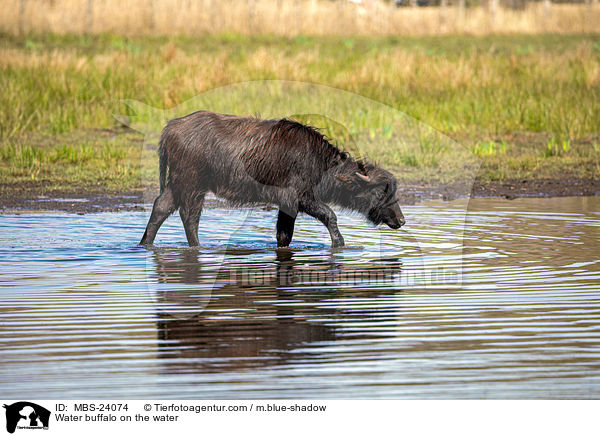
left=1, top=177, right=599, bottom=214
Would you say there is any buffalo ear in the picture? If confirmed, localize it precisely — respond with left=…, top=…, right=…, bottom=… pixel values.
left=336, top=173, right=361, bottom=190
left=336, top=173, right=371, bottom=189
left=336, top=174, right=350, bottom=183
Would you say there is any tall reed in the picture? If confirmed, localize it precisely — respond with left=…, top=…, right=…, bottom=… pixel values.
left=2, top=0, right=599, bottom=36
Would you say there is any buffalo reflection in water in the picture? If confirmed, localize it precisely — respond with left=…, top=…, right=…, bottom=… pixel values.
left=148, top=248, right=402, bottom=372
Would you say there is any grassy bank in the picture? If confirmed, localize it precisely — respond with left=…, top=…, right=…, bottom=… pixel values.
left=1, top=33, right=599, bottom=197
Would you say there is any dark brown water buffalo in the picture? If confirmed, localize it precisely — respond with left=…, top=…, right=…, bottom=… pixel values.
left=140, top=111, right=405, bottom=247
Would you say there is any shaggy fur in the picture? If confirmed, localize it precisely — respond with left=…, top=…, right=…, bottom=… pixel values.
left=140, top=111, right=405, bottom=247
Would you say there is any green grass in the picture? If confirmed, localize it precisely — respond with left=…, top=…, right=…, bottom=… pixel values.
left=0, top=131, right=144, bottom=194
left=0, top=32, right=599, bottom=195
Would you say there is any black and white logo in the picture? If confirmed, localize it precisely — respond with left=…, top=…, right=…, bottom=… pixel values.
left=3, top=402, right=50, bottom=434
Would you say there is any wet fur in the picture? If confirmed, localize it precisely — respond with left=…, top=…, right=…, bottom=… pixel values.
left=141, top=111, right=404, bottom=247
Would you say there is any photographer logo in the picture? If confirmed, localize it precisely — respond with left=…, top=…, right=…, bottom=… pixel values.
left=3, top=402, right=50, bottom=434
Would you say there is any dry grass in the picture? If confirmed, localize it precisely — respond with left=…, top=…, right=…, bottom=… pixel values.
left=2, top=0, right=600, bottom=36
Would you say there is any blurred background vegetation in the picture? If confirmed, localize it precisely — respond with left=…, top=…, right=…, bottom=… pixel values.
left=0, top=0, right=598, bottom=196
left=3, top=0, right=600, bottom=36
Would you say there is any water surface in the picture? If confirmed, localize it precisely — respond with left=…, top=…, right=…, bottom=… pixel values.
left=1, top=196, right=599, bottom=399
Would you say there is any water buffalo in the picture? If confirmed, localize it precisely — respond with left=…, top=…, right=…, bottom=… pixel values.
left=140, top=111, right=405, bottom=247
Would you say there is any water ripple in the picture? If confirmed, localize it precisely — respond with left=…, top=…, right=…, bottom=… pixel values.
left=0, top=196, right=599, bottom=398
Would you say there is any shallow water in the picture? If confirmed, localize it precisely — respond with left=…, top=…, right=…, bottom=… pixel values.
left=0, top=196, right=599, bottom=399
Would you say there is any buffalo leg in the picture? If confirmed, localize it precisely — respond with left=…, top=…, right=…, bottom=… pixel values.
left=276, top=210, right=297, bottom=247
left=301, top=201, right=345, bottom=248
left=180, top=194, right=205, bottom=247
left=140, top=186, right=177, bottom=245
